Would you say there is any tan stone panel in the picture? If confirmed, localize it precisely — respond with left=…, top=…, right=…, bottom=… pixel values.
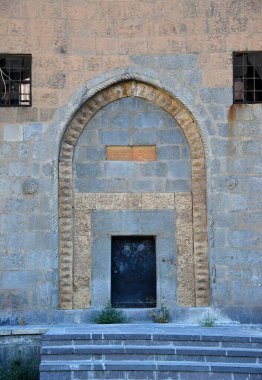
left=73, top=236, right=91, bottom=309
left=72, top=117, right=86, bottom=131
left=191, top=149, right=204, bottom=160
left=93, top=94, right=109, bottom=109
left=183, top=120, right=200, bottom=141
left=63, top=120, right=83, bottom=146
left=73, top=240, right=91, bottom=279
left=174, top=193, right=192, bottom=212
left=74, top=193, right=96, bottom=210
left=60, top=267, right=72, bottom=279
left=59, top=160, right=72, bottom=173
left=187, top=138, right=203, bottom=153
left=133, top=82, right=147, bottom=98
left=60, top=225, right=73, bottom=237
left=137, top=84, right=155, bottom=101
left=190, top=140, right=204, bottom=155
left=59, top=177, right=72, bottom=187
left=73, top=289, right=90, bottom=309
left=176, top=243, right=195, bottom=306
left=157, top=93, right=172, bottom=108
left=61, top=242, right=73, bottom=251
left=63, top=219, right=73, bottom=228
left=142, top=193, right=175, bottom=209
left=60, top=233, right=73, bottom=244
left=166, top=99, right=182, bottom=116
left=183, top=121, right=198, bottom=134
left=175, top=192, right=195, bottom=306
left=74, top=235, right=90, bottom=250
left=59, top=300, right=72, bottom=309
left=150, top=90, right=163, bottom=106
left=106, top=146, right=133, bottom=161
left=60, top=212, right=73, bottom=225
left=74, top=210, right=91, bottom=236
left=60, top=211, right=72, bottom=222
left=59, top=187, right=71, bottom=198
left=87, top=98, right=101, bottom=113
left=59, top=199, right=72, bottom=210
left=120, top=83, right=132, bottom=97
left=60, top=252, right=73, bottom=263
left=59, top=142, right=74, bottom=161
left=97, top=192, right=142, bottom=210
left=132, top=146, right=157, bottom=161
left=80, top=103, right=95, bottom=119
left=111, top=84, right=126, bottom=99
left=190, top=135, right=204, bottom=148
left=59, top=188, right=72, bottom=200
left=125, top=193, right=142, bottom=209
left=59, top=183, right=72, bottom=197
left=59, top=211, right=72, bottom=221
left=107, top=193, right=142, bottom=209
left=106, top=146, right=157, bottom=161
left=175, top=109, right=194, bottom=127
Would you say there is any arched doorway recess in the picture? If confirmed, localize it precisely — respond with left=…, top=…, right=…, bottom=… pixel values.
left=59, top=81, right=210, bottom=310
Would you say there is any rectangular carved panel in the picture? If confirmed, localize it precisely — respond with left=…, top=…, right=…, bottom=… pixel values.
left=106, top=146, right=133, bottom=160
left=106, top=146, right=156, bottom=161
left=73, top=192, right=195, bottom=309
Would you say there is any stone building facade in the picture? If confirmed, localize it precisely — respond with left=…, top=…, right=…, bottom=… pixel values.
left=0, top=0, right=262, bottom=324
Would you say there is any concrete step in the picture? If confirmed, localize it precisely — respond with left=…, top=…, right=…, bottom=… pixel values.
left=42, top=332, right=262, bottom=349
left=42, top=337, right=262, bottom=349
left=41, top=344, right=262, bottom=363
left=40, top=360, right=262, bottom=380
left=40, top=325, right=262, bottom=379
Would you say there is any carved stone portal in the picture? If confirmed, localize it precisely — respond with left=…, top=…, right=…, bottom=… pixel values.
left=59, top=81, right=210, bottom=309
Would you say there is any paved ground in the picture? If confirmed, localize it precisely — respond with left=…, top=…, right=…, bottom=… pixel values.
left=45, top=324, right=262, bottom=336
left=2, top=323, right=261, bottom=338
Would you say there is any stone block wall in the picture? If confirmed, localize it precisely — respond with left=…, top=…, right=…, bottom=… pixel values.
left=0, top=327, right=44, bottom=376
left=0, top=0, right=261, bottom=323
left=73, top=97, right=191, bottom=193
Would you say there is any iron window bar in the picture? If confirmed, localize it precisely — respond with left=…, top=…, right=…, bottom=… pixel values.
left=0, top=54, right=32, bottom=107
left=233, top=51, right=262, bottom=104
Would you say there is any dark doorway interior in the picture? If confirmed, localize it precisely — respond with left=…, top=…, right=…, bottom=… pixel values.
left=111, top=236, right=156, bottom=308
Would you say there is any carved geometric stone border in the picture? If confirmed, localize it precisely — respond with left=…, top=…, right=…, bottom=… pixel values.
left=73, top=192, right=194, bottom=309
left=59, top=81, right=210, bottom=309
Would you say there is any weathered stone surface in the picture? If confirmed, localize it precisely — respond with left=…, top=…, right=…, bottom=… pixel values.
left=175, top=193, right=195, bottom=306
left=58, top=82, right=209, bottom=310
left=141, top=193, right=175, bottom=209
left=133, top=145, right=157, bottom=161
left=106, top=145, right=157, bottom=161
left=4, top=124, right=23, bottom=141
left=104, top=161, right=137, bottom=178
left=95, top=193, right=136, bottom=210
left=106, top=145, right=133, bottom=160
left=0, top=1, right=262, bottom=324
left=73, top=234, right=91, bottom=309
left=74, top=210, right=91, bottom=235
left=74, top=193, right=96, bottom=210
left=22, top=177, right=39, bottom=195
left=72, top=190, right=199, bottom=307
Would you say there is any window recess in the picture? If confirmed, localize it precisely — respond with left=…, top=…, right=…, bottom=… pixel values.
left=0, top=54, right=31, bottom=107
left=233, top=52, right=262, bottom=104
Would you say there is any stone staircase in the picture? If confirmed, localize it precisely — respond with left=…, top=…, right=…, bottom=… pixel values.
left=40, top=324, right=262, bottom=380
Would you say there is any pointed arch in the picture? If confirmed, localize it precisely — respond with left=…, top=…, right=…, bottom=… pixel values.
left=59, top=80, right=210, bottom=309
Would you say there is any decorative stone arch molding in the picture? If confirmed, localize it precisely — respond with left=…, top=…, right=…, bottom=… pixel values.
left=59, top=80, right=210, bottom=309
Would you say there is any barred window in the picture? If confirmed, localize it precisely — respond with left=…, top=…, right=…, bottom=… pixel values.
left=0, top=54, right=31, bottom=107
left=233, top=52, right=262, bottom=104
